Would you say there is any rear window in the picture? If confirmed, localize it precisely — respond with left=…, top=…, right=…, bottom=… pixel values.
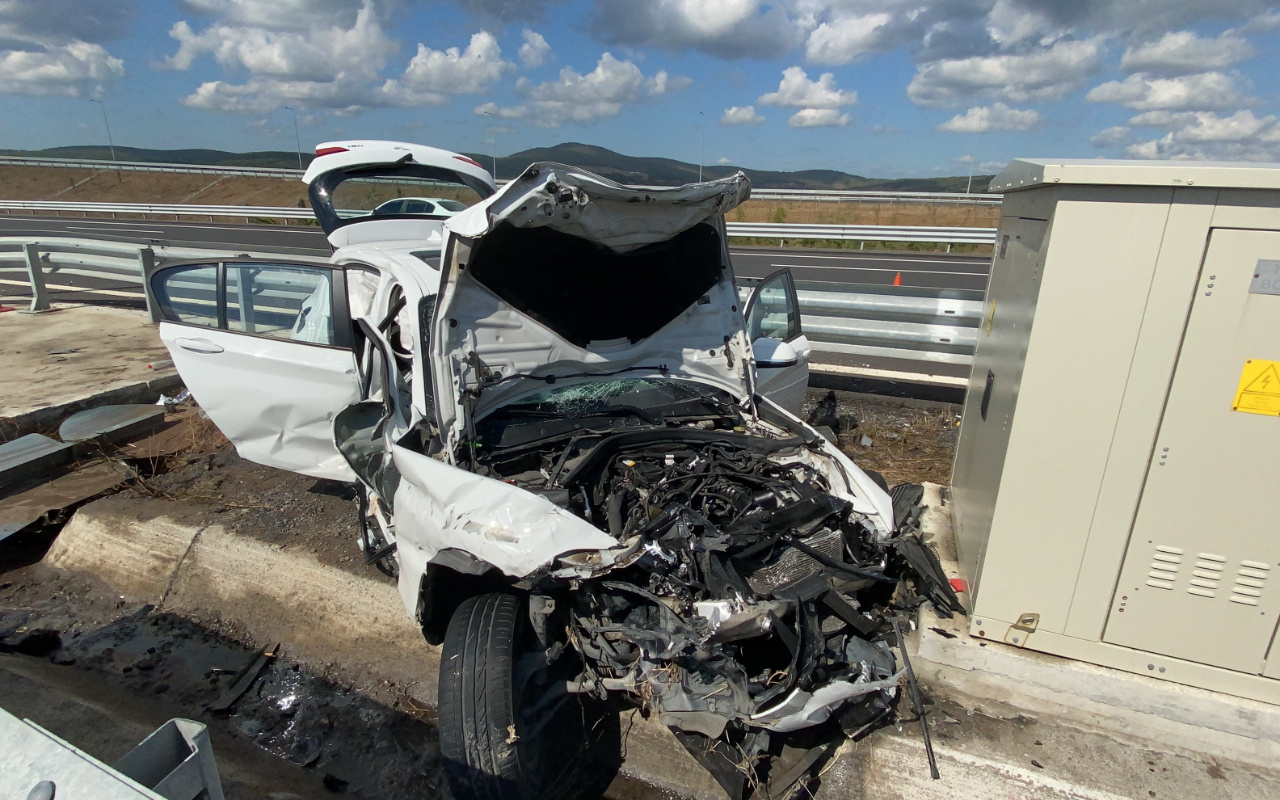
left=467, top=222, right=725, bottom=347
left=309, top=163, right=491, bottom=234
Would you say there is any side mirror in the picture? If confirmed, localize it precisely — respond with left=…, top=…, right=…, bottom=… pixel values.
left=753, top=337, right=798, bottom=368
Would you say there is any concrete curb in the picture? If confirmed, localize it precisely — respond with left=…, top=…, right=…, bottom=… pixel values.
left=0, top=374, right=183, bottom=441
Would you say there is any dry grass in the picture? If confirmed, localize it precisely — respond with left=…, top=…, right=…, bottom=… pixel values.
left=800, top=389, right=959, bottom=487
left=838, top=404, right=957, bottom=487
left=0, top=165, right=999, bottom=232
left=734, top=198, right=1000, bottom=228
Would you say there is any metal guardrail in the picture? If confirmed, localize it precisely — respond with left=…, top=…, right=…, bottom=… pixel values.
left=1, top=236, right=985, bottom=368
left=0, top=155, right=1000, bottom=204
left=727, top=222, right=996, bottom=245
left=0, top=237, right=302, bottom=318
left=0, top=200, right=314, bottom=222
left=0, top=155, right=300, bottom=179
left=0, top=201, right=997, bottom=246
left=747, top=188, right=1001, bottom=204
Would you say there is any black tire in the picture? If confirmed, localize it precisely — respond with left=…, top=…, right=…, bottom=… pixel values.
left=438, top=593, right=620, bottom=800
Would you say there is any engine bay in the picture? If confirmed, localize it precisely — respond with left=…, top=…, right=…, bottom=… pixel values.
left=459, top=380, right=963, bottom=798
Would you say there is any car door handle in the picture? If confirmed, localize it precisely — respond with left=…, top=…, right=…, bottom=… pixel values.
left=175, top=337, right=224, bottom=354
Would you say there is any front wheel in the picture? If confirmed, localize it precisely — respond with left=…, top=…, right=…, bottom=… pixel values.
left=438, top=593, right=620, bottom=800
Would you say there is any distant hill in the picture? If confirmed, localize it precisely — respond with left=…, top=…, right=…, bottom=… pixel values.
left=1, top=142, right=994, bottom=192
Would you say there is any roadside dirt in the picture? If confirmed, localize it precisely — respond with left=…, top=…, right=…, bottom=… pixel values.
left=799, top=388, right=958, bottom=487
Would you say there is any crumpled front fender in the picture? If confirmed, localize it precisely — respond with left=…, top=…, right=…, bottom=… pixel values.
left=390, top=442, right=618, bottom=615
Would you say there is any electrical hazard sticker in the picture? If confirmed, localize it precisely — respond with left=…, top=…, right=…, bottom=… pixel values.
left=1233, top=360, right=1280, bottom=416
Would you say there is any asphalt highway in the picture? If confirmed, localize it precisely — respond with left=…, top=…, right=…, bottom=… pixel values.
left=0, top=216, right=992, bottom=292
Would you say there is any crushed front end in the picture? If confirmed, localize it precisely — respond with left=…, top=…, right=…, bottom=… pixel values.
left=467, top=385, right=962, bottom=799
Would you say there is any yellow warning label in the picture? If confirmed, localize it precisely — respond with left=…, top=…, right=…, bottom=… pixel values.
left=1233, top=360, right=1280, bottom=416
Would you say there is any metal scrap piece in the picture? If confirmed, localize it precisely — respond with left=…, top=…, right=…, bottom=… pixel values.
left=208, top=643, right=279, bottom=712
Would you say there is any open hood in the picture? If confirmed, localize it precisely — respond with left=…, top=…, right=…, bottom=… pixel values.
left=430, top=164, right=755, bottom=450
left=303, top=140, right=497, bottom=249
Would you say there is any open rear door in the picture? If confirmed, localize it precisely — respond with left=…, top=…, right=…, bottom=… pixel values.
left=148, top=259, right=362, bottom=481
left=745, top=268, right=811, bottom=416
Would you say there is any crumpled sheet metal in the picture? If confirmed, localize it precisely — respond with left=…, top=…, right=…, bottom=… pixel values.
left=391, top=443, right=617, bottom=581
left=0, top=460, right=133, bottom=540
left=752, top=670, right=904, bottom=733
left=446, top=163, right=751, bottom=252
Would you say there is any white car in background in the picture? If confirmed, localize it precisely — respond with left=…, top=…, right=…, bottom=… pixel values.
left=145, top=140, right=957, bottom=800
left=372, top=196, right=469, bottom=217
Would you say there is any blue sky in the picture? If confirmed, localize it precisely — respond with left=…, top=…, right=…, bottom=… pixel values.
left=2, top=1, right=1280, bottom=178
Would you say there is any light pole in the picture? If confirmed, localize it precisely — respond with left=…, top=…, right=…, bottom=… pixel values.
left=482, top=110, right=498, bottom=178
left=89, top=99, right=116, bottom=162
left=966, top=155, right=975, bottom=194
left=284, top=106, right=303, bottom=171
left=696, top=111, right=706, bottom=181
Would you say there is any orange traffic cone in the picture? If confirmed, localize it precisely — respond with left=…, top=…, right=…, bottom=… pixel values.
left=893, top=272, right=902, bottom=287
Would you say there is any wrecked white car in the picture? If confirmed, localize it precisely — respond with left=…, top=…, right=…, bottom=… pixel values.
left=145, top=141, right=960, bottom=800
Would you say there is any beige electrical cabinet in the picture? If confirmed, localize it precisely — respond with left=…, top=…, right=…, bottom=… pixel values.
left=951, top=159, right=1280, bottom=703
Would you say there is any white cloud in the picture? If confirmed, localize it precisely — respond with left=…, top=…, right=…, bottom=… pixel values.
left=979, top=160, right=1007, bottom=173
left=720, top=105, right=764, bottom=125
left=788, top=108, right=850, bottom=128
left=589, top=0, right=805, bottom=60
left=1120, top=31, right=1254, bottom=76
left=0, top=40, right=124, bottom=96
left=476, top=52, right=688, bottom=127
left=1090, top=125, right=1130, bottom=146
left=1086, top=72, right=1249, bottom=112
left=758, top=66, right=856, bottom=109
left=908, top=38, right=1105, bottom=108
left=805, top=12, right=892, bottom=65
left=0, top=0, right=127, bottom=96
left=378, top=31, right=512, bottom=106
left=937, top=102, right=1039, bottom=133
left=1125, top=110, right=1280, bottom=161
left=168, top=0, right=394, bottom=112
left=518, top=29, right=550, bottom=68
left=716, top=156, right=731, bottom=163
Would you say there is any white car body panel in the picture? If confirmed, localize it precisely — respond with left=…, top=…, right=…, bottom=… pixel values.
left=327, top=219, right=445, bottom=249
left=752, top=334, right=812, bottom=417
left=391, top=442, right=618, bottom=609
left=157, top=323, right=361, bottom=481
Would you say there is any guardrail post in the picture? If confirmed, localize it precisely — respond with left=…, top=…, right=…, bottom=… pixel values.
left=138, top=247, right=160, bottom=322
left=22, top=243, right=52, bottom=313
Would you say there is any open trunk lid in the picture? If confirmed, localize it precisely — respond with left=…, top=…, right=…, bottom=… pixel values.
left=303, top=140, right=497, bottom=250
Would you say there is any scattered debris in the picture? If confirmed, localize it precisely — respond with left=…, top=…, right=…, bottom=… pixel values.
left=1031, top=759, right=1044, bottom=769
left=58, top=404, right=167, bottom=445
left=929, top=627, right=957, bottom=639
left=209, top=642, right=280, bottom=712
left=0, top=460, right=134, bottom=542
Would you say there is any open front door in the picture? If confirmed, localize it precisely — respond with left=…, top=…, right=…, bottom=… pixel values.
left=148, top=259, right=362, bottom=481
left=745, top=268, right=811, bottom=416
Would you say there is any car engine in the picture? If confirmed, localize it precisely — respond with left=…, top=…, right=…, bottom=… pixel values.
left=469, top=396, right=962, bottom=798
